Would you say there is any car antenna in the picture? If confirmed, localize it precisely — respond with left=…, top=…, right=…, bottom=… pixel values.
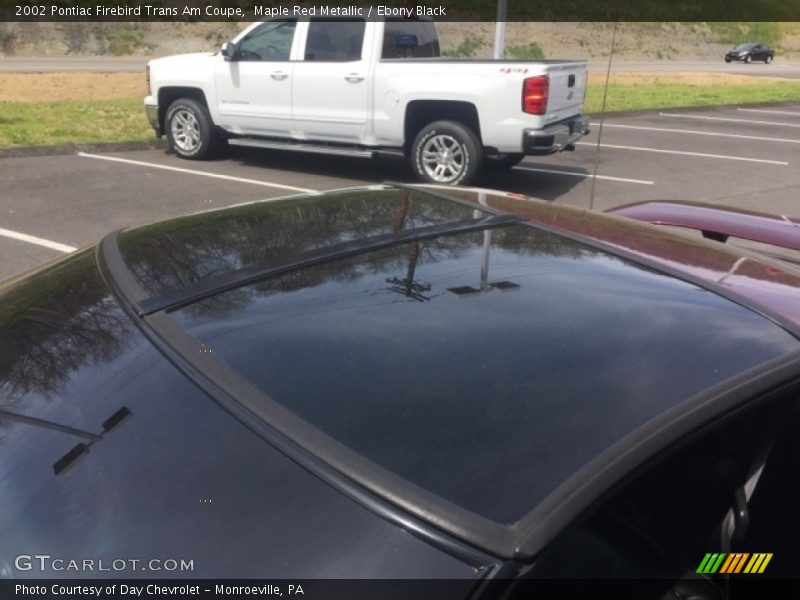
left=589, top=22, right=619, bottom=211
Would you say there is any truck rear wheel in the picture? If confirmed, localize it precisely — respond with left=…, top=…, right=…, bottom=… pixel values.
left=412, top=120, right=482, bottom=186
left=165, top=98, right=218, bottom=160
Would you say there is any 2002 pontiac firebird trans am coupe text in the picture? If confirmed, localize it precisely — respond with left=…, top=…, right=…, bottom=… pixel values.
left=1, top=185, right=800, bottom=598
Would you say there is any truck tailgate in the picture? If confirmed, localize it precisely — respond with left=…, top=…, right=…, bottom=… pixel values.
left=543, top=62, right=587, bottom=121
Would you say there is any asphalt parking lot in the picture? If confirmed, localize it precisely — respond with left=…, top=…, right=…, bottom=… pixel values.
left=2, top=102, right=800, bottom=281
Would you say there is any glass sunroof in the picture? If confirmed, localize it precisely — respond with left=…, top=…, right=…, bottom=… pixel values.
left=172, top=224, right=799, bottom=524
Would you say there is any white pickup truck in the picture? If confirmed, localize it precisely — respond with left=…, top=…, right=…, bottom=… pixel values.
left=145, top=18, right=589, bottom=186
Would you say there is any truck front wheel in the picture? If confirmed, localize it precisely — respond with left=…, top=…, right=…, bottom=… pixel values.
left=412, top=120, right=482, bottom=186
left=165, top=98, right=218, bottom=160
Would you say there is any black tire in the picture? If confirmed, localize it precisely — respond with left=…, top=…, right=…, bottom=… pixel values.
left=766, top=55, right=773, bottom=64
left=484, top=152, right=525, bottom=171
left=165, top=98, right=219, bottom=160
left=411, top=120, right=482, bottom=186
left=724, top=57, right=731, bottom=63
left=745, top=55, right=752, bottom=64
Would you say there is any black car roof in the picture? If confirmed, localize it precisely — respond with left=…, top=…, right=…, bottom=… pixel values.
left=100, top=185, right=800, bottom=559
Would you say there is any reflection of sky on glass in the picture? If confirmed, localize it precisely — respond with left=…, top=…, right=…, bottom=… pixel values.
left=0, top=246, right=475, bottom=577
left=175, top=226, right=799, bottom=524
left=0, top=354, right=474, bottom=579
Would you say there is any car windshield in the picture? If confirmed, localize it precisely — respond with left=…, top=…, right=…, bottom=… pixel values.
left=734, top=43, right=757, bottom=51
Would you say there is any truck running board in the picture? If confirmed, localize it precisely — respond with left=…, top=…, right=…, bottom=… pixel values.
left=228, top=137, right=380, bottom=158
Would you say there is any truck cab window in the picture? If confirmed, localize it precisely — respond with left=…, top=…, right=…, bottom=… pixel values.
left=382, top=20, right=440, bottom=58
left=304, top=19, right=366, bottom=62
left=238, top=20, right=296, bottom=61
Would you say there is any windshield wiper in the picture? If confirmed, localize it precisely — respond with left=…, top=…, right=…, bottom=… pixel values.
left=0, top=406, right=132, bottom=475
left=0, top=408, right=101, bottom=441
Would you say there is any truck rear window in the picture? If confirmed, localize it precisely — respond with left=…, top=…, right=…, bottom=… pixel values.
left=305, top=19, right=366, bottom=62
left=382, top=19, right=440, bottom=59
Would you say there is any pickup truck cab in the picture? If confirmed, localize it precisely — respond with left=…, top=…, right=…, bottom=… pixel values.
left=145, top=18, right=589, bottom=185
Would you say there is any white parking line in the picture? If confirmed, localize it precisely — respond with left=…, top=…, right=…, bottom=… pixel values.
left=0, top=227, right=77, bottom=253
left=737, top=108, right=800, bottom=117
left=514, top=165, right=653, bottom=185
left=575, top=141, right=788, bottom=165
left=659, top=112, right=800, bottom=128
left=77, top=152, right=318, bottom=194
left=590, top=123, right=800, bottom=144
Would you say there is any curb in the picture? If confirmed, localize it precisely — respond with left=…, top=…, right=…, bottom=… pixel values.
left=1, top=98, right=798, bottom=157
left=0, top=139, right=167, bottom=159
left=586, top=99, right=800, bottom=119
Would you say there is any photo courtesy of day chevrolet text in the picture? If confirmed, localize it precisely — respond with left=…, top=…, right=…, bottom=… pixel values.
left=15, top=583, right=304, bottom=597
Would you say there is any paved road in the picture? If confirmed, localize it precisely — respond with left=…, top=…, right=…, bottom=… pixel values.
left=3, top=56, right=800, bottom=77
left=2, top=103, right=800, bottom=281
left=0, top=57, right=155, bottom=72
left=588, top=60, right=800, bottom=78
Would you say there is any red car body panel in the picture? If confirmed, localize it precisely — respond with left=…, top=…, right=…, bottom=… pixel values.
left=607, top=201, right=800, bottom=252
left=443, top=189, right=800, bottom=330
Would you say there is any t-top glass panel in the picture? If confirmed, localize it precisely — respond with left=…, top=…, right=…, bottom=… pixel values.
left=173, top=225, right=799, bottom=524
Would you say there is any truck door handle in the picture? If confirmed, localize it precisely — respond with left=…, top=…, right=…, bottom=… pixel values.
left=270, top=71, right=289, bottom=81
left=345, top=73, right=365, bottom=83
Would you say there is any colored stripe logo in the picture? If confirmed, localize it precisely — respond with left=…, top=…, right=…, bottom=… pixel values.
left=697, top=553, right=773, bottom=574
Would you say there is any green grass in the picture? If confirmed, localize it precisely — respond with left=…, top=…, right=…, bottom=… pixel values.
left=105, top=26, right=151, bottom=56
left=506, top=42, right=545, bottom=60
left=1, top=79, right=799, bottom=149
left=0, top=98, right=153, bottom=148
left=708, top=22, right=783, bottom=47
left=441, top=34, right=486, bottom=58
left=584, top=80, right=800, bottom=114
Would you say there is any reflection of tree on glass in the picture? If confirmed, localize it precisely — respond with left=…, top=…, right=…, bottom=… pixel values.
left=118, top=189, right=480, bottom=300
left=0, top=251, right=132, bottom=404
left=385, top=241, right=433, bottom=303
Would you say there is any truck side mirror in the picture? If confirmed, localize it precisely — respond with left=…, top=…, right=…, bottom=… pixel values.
left=221, top=42, right=239, bottom=61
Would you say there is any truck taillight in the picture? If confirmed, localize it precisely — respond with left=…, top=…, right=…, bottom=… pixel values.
left=522, top=75, right=549, bottom=115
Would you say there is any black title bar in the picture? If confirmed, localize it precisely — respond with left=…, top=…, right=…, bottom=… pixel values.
left=5, top=579, right=800, bottom=600
left=2, top=0, right=799, bottom=22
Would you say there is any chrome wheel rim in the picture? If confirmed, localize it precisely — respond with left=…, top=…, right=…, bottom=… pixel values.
left=420, top=134, right=465, bottom=183
left=171, top=109, right=201, bottom=153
